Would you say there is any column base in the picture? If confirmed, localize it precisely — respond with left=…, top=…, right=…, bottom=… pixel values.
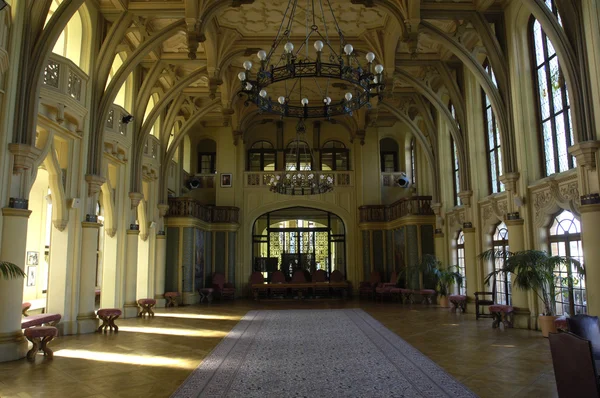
left=58, top=320, right=79, bottom=336
left=513, top=308, right=532, bottom=329
left=182, top=292, right=199, bottom=305
left=153, top=295, right=166, bottom=308
left=0, top=332, right=28, bottom=363
left=123, top=304, right=139, bottom=319
left=77, top=315, right=99, bottom=334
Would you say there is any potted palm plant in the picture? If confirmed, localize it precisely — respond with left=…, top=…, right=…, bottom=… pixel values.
left=0, top=260, right=25, bottom=279
left=481, top=249, right=584, bottom=337
left=418, top=254, right=464, bottom=307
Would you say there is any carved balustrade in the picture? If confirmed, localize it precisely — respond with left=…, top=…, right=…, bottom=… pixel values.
left=167, top=197, right=239, bottom=224
left=359, top=196, right=434, bottom=223
left=244, top=170, right=353, bottom=188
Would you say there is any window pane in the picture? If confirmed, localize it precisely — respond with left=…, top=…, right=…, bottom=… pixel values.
left=263, top=153, right=275, bottom=171
left=543, top=120, right=555, bottom=174
left=336, top=153, right=348, bottom=171
left=538, top=67, right=550, bottom=120
left=249, top=153, right=261, bottom=171
left=322, top=152, right=334, bottom=171
left=556, top=115, right=568, bottom=172
left=534, top=21, right=545, bottom=66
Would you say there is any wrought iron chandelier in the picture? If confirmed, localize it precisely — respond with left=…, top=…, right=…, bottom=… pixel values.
left=237, top=0, right=385, bottom=119
left=269, top=119, right=334, bottom=195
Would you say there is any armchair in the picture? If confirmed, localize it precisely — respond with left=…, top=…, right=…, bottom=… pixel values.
left=359, top=271, right=381, bottom=300
left=212, top=272, right=235, bottom=300
left=549, top=332, right=600, bottom=397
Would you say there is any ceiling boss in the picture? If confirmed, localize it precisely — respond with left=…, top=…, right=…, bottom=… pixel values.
left=237, top=0, right=386, bottom=120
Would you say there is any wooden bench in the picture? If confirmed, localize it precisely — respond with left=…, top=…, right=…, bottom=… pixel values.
left=24, top=326, right=58, bottom=360
left=448, top=294, right=467, bottom=313
left=164, top=292, right=180, bottom=307
left=97, top=308, right=122, bottom=332
left=489, top=304, right=514, bottom=329
left=137, top=298, right=156, bottom=317
left=21, top=313, right=62, bottom=329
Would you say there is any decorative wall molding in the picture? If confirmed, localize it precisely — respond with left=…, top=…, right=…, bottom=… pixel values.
left=529, top=171, right=580, bottom=227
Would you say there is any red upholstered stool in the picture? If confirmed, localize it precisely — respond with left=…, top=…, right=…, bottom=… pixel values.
left=417, top=289, right=436, bottom=304
left=398, top=288, right=414, bottom=304
left=22, top=302, right=31, bottom=317
left=24, top=326, right=58, bottom=360
left=164, top=292, right=180, bottom=307
left=448, top=295, right=467, bottom=313
left=489, top=305, right=515, bottom=329
left=137, top=298, right=156, bottom=317
left=97, top=308, right=122, bottom=332
left=555, top=315, right=569, bottom=332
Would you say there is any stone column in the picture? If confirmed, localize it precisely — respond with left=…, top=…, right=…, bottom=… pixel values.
left=154, top=232, right=167, bottom=307
left=124, top=228, right=140, bottom=318
left=77, top=220, right=101, bottom=333
left=580, top=202, right=600, bottom=316
left=462, top=223, right=478, bottom=312
left=506, top=215, right=532, bottom=329
left=0, top=208, right=31, bottom=362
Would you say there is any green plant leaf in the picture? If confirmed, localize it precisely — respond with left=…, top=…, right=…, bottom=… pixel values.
left=0, top=261, right=26, bottom=279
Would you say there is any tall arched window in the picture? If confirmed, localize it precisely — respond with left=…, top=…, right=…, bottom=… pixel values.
left=531, top=2, right=575, bottom=176
left=492, top=223, right=511, bottom=305
left=456, top=231, right=466, bottom=295
left=549, top=211, right=585, bottom=315
left=47, top=0, right=84, bottom=68
left=285, top=141, right=312, bottom=171
left=450, top=104, right=461, bottom=206
left=248, top=141, right=276, bottom=171
left=321, top=140, right=349, bottom=171
left=483, top=62, right=504, bottom=194
left=410, top=138, right=416, bottom=185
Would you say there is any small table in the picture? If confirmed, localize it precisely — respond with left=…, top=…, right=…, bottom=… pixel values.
left=199, top=288, right=214, bottom=303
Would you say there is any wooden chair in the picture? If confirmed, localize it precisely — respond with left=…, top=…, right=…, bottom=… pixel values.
left=474, top=275, right=496, bottom=320
left=359, top=271, right=381, bottom=300
left=330, top=270, right=348, bottom=298
left=249, top=271, right=266, bottom=299
left=291, top=270, right=309, bottom=299
left=211, top=272, right=235, bottom=300
left=312, top=269, right=329, bottom=297
left=549, top=332, right=600, bottom=397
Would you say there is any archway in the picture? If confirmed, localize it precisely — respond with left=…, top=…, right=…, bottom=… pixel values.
left=251, top=207, right=346, bottom=281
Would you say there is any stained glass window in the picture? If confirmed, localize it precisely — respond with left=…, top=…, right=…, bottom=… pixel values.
left=483, top=62, right=504, bottom=193
left=549, top=211, right=586, bottom=315
left=492, top=223, right=511, bottom=305
left=450, top=104, right=461, bottom=206
left=531, top=1, right=575, bottom=176
left=456, top=231, right=466, bottom=295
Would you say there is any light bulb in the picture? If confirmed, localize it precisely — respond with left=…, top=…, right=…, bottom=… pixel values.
left=344, top=44, right=354, bottom=56
left=301, top=98, right=309, bottom=106
left=243, top=60, right=253, bottom=70
left=259, top=89, right=268, bottom=98
left=257, top=50, right=267, bottom=61
left=373, top=76, right=379, bottom=84
left=245, top=82, right=253, bottom=90
left=323, top=97, right=331, bottom=105
left=278, top=96, right=286, bottom=105
left=284, top=42, right=294, bottom=53
left=345, top=92, right=353, bottom=102
left=314, top=40, right=324, bottom=52
left=375, top=64, right=384, bottom=74
left=237, top=71, right=246, bottom=81
left=366, top=52, right=375, bottom=63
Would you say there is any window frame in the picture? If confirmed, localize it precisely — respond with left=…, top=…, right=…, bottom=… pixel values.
left=482, top=61, right=504, bottom=194
left=492, top=223, right=511, bottom=305
left=247, top=141, right=277, bottom=171
left=285, top=140, right=313, bottom=171
left=529, top=7, right=575, bottom=177
left=380, top=151, right=398, bottom=173
left=320, top=140, right=349, bottom=171
left=197, top=152, right=216, bottom=174
left=456, top=230, right=466, bottom=295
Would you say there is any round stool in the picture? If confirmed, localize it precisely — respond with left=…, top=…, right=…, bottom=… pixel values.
left=137, top=298, right=156, bottom=317
left=22, top=302, right=32, bottom=317
left=199, top=288, right=214, bottom=304
left=24, top=326, right=58, bottom=360
left=97, top=308, right=122, bottom=332
left=164, top=292, right=180, bottom=307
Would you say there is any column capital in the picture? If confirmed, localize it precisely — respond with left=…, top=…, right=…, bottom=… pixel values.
left=81, top=221, right=102, bottom=229
left=2, top=208, right=32, bottom=218
left=127, top=229, right=141, bottom=235
left=499, top=172, right=520, bottom=192
left=85, top=174, right=106, bottom=197
left=458, top=191, right=473, bottom=207
left=8, top=143, right=41, bottom=172
left=569, top=140, right=600, bottom=168
left=157, top=203, right=170, bottom=217
left=128, top=192, right=144, bottom=208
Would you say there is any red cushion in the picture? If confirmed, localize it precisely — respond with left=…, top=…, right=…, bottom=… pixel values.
left=22, top=302, right=31, bottom=310
left=418, top=289, right=436, bottom=295
left=137, top=299, right=156, bottom=305
left=24, top=326, right=58, bottom=338
left=489, top=305, right=514, bottom=313
left=448, top=295, right=467, bottom=301
left=21, top=314, right=62, bottom=328
left=164, top=292, right=180, bottom=297
left=97, top=308, right=122, bottom=317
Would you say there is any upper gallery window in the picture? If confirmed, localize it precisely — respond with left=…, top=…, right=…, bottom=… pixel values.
left=285, top=141, right=312, bottom=171
left=321, top=141, right=349, bottom=171
left=492, top=223, right=511, bottom=305
left=379, top=138, right=399, bottom=172
left=483, top=62, right=504, bottom=194
left=248, top=141, right=276, bottom=171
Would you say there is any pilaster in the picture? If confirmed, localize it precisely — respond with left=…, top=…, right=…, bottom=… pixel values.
left=505, top=215, right=532, bottom=329
left=77, top=221, right=101, bottom=334
left=462, top=223, right=478, bottom=313
left=124, top=228, right=140, bottom=318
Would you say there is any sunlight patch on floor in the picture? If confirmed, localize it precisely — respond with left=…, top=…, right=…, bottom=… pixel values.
left=118, top=325, right=228, bottom=337
left=153, top=312, right=241, bottom=321
left=54, top=349, right=193, bottom=369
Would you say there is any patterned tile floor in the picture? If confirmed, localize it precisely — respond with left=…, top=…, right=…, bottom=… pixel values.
left=0, top=300, right=556, bottom=398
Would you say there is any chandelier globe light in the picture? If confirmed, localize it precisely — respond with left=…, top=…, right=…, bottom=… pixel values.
left=237, top=0, right=385, bottom=120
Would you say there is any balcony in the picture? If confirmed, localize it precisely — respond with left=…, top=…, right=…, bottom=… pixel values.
left=143, top=135, right=160, bottom=160
left=359, top=196, right=434, bottom=223
left=167, top=197, right=239, bottom=224
left=243, top=170, right=354, bottom=188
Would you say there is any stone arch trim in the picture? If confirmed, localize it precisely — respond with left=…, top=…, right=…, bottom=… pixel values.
left=379, top=102, right=440, bottom=202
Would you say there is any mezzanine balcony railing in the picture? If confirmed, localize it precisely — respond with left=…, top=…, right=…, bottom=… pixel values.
left=167, top=197, right=239, bottom=224
left=359, top=196, right=434, bottom=223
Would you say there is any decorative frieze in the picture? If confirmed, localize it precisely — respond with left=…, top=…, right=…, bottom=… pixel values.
left=529, top=173, right=580, bottom=226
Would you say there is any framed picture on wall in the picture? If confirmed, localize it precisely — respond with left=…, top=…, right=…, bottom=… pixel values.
left=221, top=173, right=232, bottom=188
left=26, top=251, right=39, bottom=265
left=26, top=266, right=36, bottom=287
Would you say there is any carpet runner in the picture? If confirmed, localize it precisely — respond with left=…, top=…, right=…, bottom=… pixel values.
left=172, top=309, right=477, bottom=398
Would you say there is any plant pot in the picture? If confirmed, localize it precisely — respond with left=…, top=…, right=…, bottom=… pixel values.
left=439, top=296, right=450, bottom=308
left=539, top=315, right=559, bottom=337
